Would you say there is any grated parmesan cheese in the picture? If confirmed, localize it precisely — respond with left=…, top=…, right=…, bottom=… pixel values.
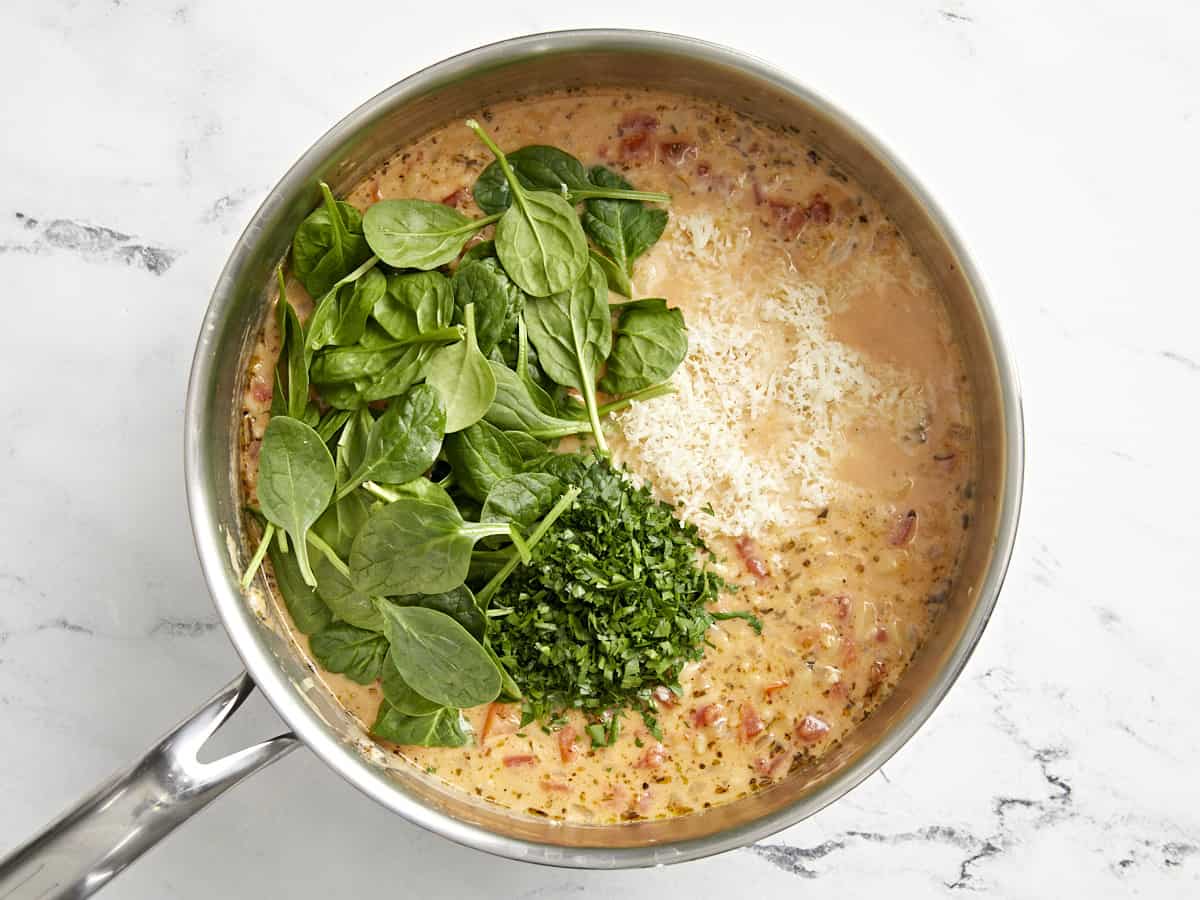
left=613, top=213, right=911, bottom=539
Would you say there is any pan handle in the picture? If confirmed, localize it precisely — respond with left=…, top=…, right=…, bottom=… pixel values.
left=0, top=672, right=298, bottom=899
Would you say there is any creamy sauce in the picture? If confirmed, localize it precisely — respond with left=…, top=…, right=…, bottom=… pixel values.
left=239, top=89, right=975, bottom=824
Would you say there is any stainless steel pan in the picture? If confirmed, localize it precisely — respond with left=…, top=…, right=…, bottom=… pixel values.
left=0, top=29, right=1024, bottom=898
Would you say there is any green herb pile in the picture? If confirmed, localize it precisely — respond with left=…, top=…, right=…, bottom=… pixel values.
left=489, top=457, right=724, bottom=739
left=241, top=122, right=754, bottom=749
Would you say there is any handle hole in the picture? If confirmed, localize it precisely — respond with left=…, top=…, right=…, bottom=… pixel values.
left=195, top=688, right=282, bottom=764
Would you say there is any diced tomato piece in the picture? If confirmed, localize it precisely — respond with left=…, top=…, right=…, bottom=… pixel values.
left=763, top=681, right=789, bottom=701
left=636, top=741, right=667, bottom=768
left=620, top=131, right=653, bottom=161
left=735, top=536, right=769, bottom=580
left=833, top=595, right=852, bottom=620
left=691, top=703, right=726, bottom=727
left=870, top=659, right=888, bottom=684
left=618, top=112, right=659, bottom=134
left=440, top=187, right=469, bottom=209
left=758, top=191, right=835, bottom=238
left=796, top=715, right=830, bottom=743
left=481, top=702, right=517, bottom=743
left=481, top=703, right=500, bottom=742
left=604, top=783, right=630, bottom=808
left=652, top=685, right=677, bottom=707
left=806, top=194, right=833, bottom=224
left=841, top=639, right=860, bottom=666
left=636, top=786, right=654, bottom=814
left=755, top=751, right=790, bottom=777
left=558, top=726, right=578, bottom=763
left=503, top=754, right=537, bottom=767
left=541, top=779, right=570, bottom=792
left=890, top=510, right=918, bottom=546
left=769, top=201, right=809, bottom=239
left=739, top=705, right=765, bottom=741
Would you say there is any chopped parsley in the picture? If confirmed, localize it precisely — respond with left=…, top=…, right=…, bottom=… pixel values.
left=711, top=609, right=764, bottom=634
left=489, top=457, right=727, bottom=731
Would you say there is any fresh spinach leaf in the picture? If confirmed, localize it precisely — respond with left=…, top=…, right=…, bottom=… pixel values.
left=380, top=651, right=441, bottom=716
left=425, top=303, right=496, bottom=433
left=468, top=548, right=511, bottom=583
left=312, top=406, right=370, bottom=556
left=377, top=477, right=458, bottom=512
left=373, top=271, right=453, bottom=341
left=484, top=639, right=522, bottom=702
left=275, top=268, right=309, bottom=420
left=241, top=520, right=274, bottom=589
left=350, top=498, right=511, bottom=596
left=460, top=239, right=496, bottom=264
left=504, top=431, right=551, bottom=466
left=481, top=473, right=563, bottom=530
left=466, top=121, right=588, bottom=297
left=474, top=145, right=670, bottom=214
left=452, top=257, right=524, bottom=355
left=363, top=199, right=499, bottom=270
left=371, top=703, right=470, bottom=747
left=309, top=623, right=388, bottom=684
left=339, top=408, right=372, bottom=478
left=560, top=380, right=676, bottom=420
left=608, top=297, right=673, bottom=311
left=530, top=452, right=592, bottom=484
left=589, top=247, right=633, bottom=298
left=473, top=484, right=580, bottom=606
left=291, top=182, right=372, bottom=298
left=310, top=328, right=411, bottom=385
left=598, top=300, right=687, bottom=394
left=338, top=384, right=445, bottom=498
left=442, top=419, right=525, bottom=502
left=360, top=345, right=442, bottom=405
left=376, top=603, right=501, bottom=708
left=307, top=265, right=386, bottom=351
left=300, top=402, right=322, bottom=430
left=315, top=408, right=352, bottom=444
left=583, top=166, right=668, bottom=275
left=311, top=322, right=459, bottom=404
left=484, top=361, right=590, bottom=438
left=258, top=416, right=336, bottom=586
left=312, top=485, right=370, bottom=565
left=513, top=314, right=560, bottom=414
left=473, top=145, right=591, bottom=214
left=524, top=259, right=612, bottom=453
left=391, top=584, right=485, bottom=641
left=315, top=553, right=384, bottom=631
left=266, top=529, right=332, bottom=635
left=310, top=381, right=364, bottom=411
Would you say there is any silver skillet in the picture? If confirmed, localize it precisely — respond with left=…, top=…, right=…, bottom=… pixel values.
left=0, top=29, right=1024, bottom=898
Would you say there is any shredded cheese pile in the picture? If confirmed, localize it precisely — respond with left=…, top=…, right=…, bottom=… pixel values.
left=615, top=212, right=894, bottom=539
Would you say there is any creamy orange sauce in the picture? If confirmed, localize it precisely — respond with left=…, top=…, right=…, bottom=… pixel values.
left=239, top=89, right=975, bottom=824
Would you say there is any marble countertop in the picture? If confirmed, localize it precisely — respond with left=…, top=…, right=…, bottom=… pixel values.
left=1, top=1, right=1196, bottom=896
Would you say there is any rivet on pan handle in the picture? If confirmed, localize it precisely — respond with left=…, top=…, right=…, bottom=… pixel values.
left=0, top=673, right=297, bottom=900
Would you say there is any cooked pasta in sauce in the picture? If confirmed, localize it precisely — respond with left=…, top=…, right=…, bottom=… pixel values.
left=240, top=88, right=975, bottom=823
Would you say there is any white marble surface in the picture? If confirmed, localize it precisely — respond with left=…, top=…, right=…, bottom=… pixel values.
left=1, top=1, right=1196, bottom=896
